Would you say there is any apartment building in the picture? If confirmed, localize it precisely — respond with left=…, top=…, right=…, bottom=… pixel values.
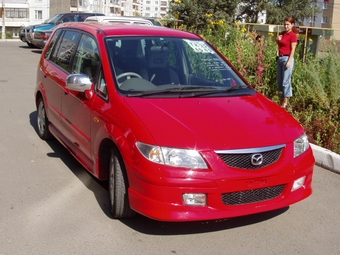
left=1, top=0, right=50, bottom=38
left=139, top=0, right=168, bottom=17
left=1, top=0, right=169, bottom=38
left=303, top=0, right=340, bottom=39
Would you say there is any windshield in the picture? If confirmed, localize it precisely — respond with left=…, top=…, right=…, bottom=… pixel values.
left=106, top=36, right=253, bottom=97
left=46, top=14, right=63, bottom=24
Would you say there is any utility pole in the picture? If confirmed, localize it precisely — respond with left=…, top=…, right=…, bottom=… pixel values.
left=1, top=0, right=5, bottom=40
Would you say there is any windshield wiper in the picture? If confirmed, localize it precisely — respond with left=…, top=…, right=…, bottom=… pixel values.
left=125, top=85, right=248, bottom=98
left=180, top=85, right=249, bottom=97
left=126, top=86, right=218, bottom=97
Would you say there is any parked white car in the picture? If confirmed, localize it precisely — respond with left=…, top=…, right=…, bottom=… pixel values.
left=84, top=16, right=154, bottom=26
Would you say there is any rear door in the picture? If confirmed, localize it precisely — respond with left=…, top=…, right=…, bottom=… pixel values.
left=44, top=29, right=80, bottom=138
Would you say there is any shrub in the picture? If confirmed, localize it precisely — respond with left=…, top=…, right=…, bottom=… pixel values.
left=0, top=31, right=13, bottom=39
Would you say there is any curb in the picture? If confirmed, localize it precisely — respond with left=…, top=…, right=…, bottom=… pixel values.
left=311, top=144, right=340, bottom=174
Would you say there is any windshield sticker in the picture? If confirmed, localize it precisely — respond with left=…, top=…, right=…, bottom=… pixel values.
left=184, top=40, right=215, bottom=54
left=202, top=58, right=230, bottom=71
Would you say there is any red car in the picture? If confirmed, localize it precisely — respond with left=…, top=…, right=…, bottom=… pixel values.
left=35, top=22, right=315, bottom=222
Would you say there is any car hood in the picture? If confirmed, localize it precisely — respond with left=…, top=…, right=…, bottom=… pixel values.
left=123, top=94, right=304, bottom=150
left=33, top=24, right=55, bottom=31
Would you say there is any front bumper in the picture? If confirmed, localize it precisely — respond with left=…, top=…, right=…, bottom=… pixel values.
left=128, top=148, right=315, bottom=222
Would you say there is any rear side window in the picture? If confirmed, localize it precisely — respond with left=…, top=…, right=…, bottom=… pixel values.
left=45, top=29, right=62, bottom=59
left=49, top=30, right=80, bottom=72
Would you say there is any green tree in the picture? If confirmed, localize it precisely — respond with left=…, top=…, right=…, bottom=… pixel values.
left=266, top=0, right=320, bottom=24
left=236, top=0, right=271, bottom=23
left=235, top=0, right=320, bottom=24
left=169, top=0, right=241, bottom=33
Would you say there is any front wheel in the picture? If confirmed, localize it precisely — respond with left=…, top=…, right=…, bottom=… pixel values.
left=109, top=148, right=135, bottom=218
left=36, top=98, right=53, bottom=140
left=27, top=42, right=36, bottom=48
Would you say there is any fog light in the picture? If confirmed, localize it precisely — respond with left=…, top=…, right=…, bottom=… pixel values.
left=292, top=176, right=306, bottom=191
left=183, top=193, right=206, bottom=206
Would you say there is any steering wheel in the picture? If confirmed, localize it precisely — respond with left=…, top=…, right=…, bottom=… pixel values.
left=116, top=72, right=142, bottom=87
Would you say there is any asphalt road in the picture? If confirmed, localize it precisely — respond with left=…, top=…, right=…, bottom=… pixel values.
left=0, top=41, right=339, bottom=255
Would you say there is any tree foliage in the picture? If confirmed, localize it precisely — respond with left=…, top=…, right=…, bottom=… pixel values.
left=169, top=0, right=321, bottom=30
left=236, top=0, right=272, bottom=23
left=264, top=0, right=320, bottom=24
left=169, top=0, right=241, bottom=33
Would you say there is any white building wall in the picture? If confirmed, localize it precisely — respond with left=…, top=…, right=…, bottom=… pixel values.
left=1, top=0, right=49, bottom=38
left=1, top=0, right=170, bottom=38
left=302, top=0, right=323, bottom=27
left=131, top=0, right=169, bottom=17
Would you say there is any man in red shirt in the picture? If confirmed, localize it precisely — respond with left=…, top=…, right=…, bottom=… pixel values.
left=276, top=17, right=298, bottom=109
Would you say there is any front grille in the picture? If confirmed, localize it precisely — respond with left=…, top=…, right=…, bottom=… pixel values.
left=217, top=148, right=283, bottom=170
left=221, top=184, right=286, bottom=205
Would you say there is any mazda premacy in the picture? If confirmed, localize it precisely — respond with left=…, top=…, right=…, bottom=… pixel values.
left=35, top=22, right=315, bottom=221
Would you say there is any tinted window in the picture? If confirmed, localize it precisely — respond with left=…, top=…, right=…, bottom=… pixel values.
left=71, top=33, right=100, bottom=80
left=50, top=30, right=80, bottom=72
left=45, top=29, right=62, bottom=59
left=61, top=15, right=73, bottom=23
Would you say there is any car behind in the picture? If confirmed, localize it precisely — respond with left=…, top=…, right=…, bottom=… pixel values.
left=20, top=12, right=104, bottom=48
left=34, top=22, right=315, bottom=222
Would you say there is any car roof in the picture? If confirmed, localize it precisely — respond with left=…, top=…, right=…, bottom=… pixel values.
left=54, top=12, right=105, bottom=15
left=56, top=22, right=200, bottom=39
left=84, top=16, right=154, bottom=25
left=123, top=16, right=163, bottom=26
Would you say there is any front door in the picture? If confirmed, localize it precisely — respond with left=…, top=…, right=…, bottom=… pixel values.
left=61, top=33, right=100, bottom=166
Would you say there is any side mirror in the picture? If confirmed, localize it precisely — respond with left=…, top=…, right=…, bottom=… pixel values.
left=66, top=74, right=92, bottom=92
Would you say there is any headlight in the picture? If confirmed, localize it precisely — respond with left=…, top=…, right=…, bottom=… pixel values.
left=136, top=142, right=208, bottom=169
left=294, top=134, right=309, bottom=158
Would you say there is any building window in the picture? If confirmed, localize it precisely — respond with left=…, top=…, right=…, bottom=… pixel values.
left=5, top=8, right=29, bottom=18
left=322, top=16, right=328, bottom=23
left=35, top=10, right=42, bottom=19
left=70, top=0, right=77, bottom=7
left=323, top=1, right=328, bottom=9
left=310, top=16, right=316, bottom=23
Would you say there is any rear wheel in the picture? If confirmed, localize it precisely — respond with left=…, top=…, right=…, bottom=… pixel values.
left=36, top=98, right=53, bottom=140
left=109, top=148, right=135, bottom=218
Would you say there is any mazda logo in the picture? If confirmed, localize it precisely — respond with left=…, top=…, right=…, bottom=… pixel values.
left=251, top=153, right=263, bottom=166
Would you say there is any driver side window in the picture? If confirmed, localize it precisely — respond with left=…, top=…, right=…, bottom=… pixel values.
left=71, top=34, right=100, bottom=81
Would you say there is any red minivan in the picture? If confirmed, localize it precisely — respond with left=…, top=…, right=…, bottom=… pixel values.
left=35, top=22, right=315, bottom=222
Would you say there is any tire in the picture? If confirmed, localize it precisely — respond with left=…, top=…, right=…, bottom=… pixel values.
left=36, top=98, right=53, bottom=140
left=27, top=42, right=36, bottom=48
left=109, top=148, right=135, bottom=218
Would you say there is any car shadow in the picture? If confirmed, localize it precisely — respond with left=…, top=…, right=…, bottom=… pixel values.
left=29, top=111, right=112, bottom=218
left=19, top=45, right=34, bottom=49
left=29, top=110, right=289, bottom=234
left=31, top=49, right=43, bottom=54
left=120, top=207, right=289, bottom=235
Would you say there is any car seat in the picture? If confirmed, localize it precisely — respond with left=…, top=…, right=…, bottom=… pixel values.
left=140, top=46, right=180, bottom=85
